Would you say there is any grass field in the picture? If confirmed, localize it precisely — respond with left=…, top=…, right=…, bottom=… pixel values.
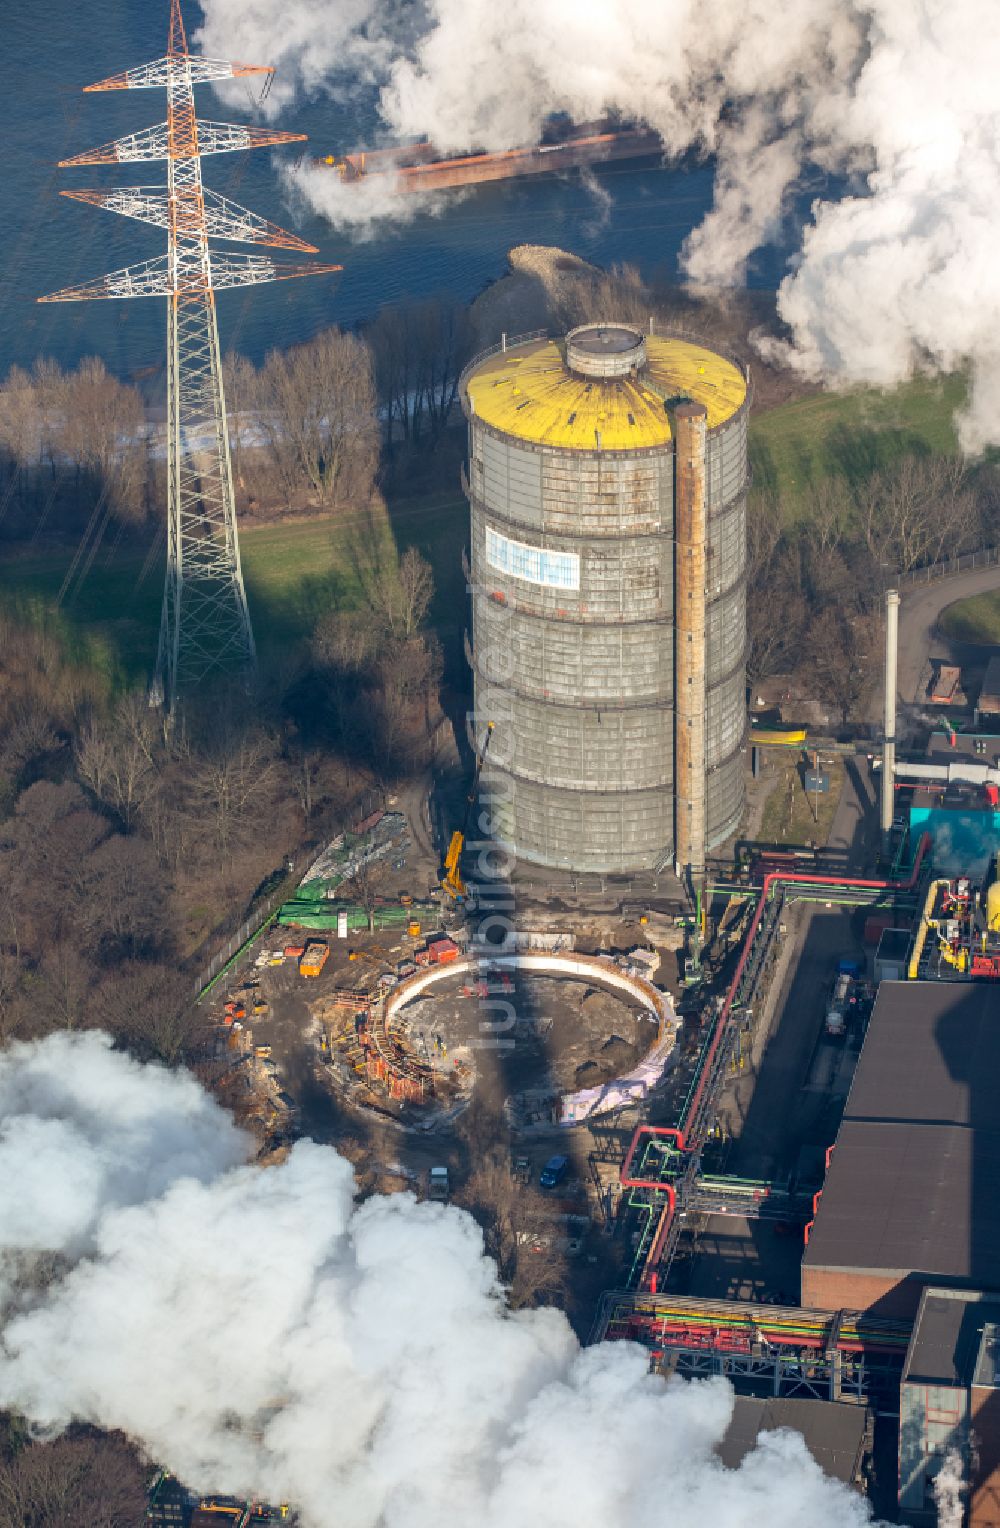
left=748, top=373, right=967, bottom=518
left=939, top=590, right=1000, bottom=646
left=759, top=757, right=845, bottom=847
left=0, top=373, right=972, bottom=688
left=0, top=487, right=468, bottom=690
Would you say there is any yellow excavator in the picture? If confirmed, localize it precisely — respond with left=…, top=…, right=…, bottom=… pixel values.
left=441, top=721, right=494, bottom=903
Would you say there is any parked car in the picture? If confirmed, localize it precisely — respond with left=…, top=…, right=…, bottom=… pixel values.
left=428, top=1166, right=450, bottom=1203
left=539, top=1154, right=569, bottom=1190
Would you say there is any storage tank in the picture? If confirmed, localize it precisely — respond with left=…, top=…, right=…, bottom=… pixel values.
left=987, top=876, right=1000, bottom=932
left=460, top=322, right=748, bottom=874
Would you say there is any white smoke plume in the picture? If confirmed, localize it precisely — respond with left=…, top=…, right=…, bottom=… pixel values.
left=279, top=155, right=448, bottom=239
left=932, top=1449, right=966, bottom=1528
left=196, top=0, right=1000, bottom=449
left=0, top=1031, right=248, bottom=1302
left=0, top=1032, right=884, bottom=1526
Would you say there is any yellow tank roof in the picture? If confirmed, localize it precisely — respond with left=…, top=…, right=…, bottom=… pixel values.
left=465, top=334, right=746, bottom=451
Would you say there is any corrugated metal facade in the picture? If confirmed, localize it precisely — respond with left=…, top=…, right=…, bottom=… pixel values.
left=462, top=328, right=748, bottom=872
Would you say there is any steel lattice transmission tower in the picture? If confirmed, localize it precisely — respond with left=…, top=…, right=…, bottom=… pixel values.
left=40, top=0, right=341, bottom=710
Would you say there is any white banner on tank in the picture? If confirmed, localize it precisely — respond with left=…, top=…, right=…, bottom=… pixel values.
left=486, top=525, right=580, bottom=590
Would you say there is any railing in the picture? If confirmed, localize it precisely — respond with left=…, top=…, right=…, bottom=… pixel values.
left=898, top=543, right=1000, bottom=586
left=191, top=884, right=290, bottom=1001
left=458, top=329, right=549, bottom=405
left=189, top=784, right=385, bottom=1001
left=458, top=322, right=752, bottom=414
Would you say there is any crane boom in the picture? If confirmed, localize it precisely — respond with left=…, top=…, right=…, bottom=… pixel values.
left=442, top=722, right=495, bottom=901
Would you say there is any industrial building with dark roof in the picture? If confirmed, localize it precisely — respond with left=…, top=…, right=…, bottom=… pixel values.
left=899, top=1286, right=1000, bottom=1526
left=718, top=1396, right=870, bottom=1488
left=801, top=981, right=1000, bottom=1319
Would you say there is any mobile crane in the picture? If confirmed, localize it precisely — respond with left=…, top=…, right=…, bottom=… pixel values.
left=441, top=721, right=494, bottom=903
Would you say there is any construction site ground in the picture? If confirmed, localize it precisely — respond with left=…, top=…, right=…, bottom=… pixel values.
left=252, top=946, right=660, bottom=1132
left=200, top=779, right=696, bottom=1332
left=201, top=775, right=890, bottom=1336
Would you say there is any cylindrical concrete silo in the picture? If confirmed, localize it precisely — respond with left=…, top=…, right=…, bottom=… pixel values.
left=460, top=322, right=748, bottom=875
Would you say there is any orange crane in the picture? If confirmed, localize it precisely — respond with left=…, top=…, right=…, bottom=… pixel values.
left=441, top=722, right=494, bottom=903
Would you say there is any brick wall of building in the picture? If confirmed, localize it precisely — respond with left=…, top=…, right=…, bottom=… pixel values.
left=801, top=1266, right=924, bottom=1319
left=970, top=1385, right=1000, bottom=1528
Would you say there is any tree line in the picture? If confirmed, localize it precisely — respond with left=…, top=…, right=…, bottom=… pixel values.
left=746, top=454, right=999, bottom=723
left=0, top=294, right=477, bottom=548
left=0, top=510, right=444, bottom=1055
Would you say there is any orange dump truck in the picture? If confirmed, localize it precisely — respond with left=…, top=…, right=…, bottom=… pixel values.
left=299, top=941, right=329, bottom=978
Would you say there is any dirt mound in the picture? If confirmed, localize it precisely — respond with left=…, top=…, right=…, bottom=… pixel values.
left=470, top=244, right=600, bottom=345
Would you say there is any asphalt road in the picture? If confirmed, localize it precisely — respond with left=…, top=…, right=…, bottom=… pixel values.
left=825, top=753, right=877, bottom=872
left=896, top=564, right=1000, bottom=720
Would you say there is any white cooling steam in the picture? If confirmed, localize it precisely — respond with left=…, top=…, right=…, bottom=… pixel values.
left=0, top=1031, right=889, bottom=1527
left=196, top=0, right=1000, bottom=452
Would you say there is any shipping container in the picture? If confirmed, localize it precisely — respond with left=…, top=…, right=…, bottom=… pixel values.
left=299, top=942, right=329, bottom=978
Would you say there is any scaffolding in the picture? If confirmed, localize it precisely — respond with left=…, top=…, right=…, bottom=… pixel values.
left=594, top=1292, right=910, bottom=1403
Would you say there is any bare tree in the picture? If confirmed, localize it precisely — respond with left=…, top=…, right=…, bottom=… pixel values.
left=342, top=856, right=390, bottom=931
left=92, top=961, right=202, bottom=1064
left=312, top=607, right=382, bottom=674
left=461, top=1148, right=568, bottom=1309
left=0, top=358, right=147, bottom=535
left=746, top=492, right=782, bottom=586
left=33, top=938, right=97, bottom=1032
left=364, top=546, right=435, bottom=640
left=552, top=260, right=654, bottom=333
left=0, top=709, right=61, bottom=792
left=0, top=363, right=52, bottom=524
left=745, top=509, right=808, bottom=684
left=3, top=782, right=108, bottom=943
left=801, top=606, right=879, bottom=724
left=860, top=455, right=978, bottom=574
left=377, top=633, right=443, bottom=746
left=251, top=327, right=378, bottom=505
left=0, top=1432, right=148, bottom=1528
left=370, top=301, right=423, bottom=448
left=221, top=350, right=257, bottom=501
left=86, top=833, right=162, bottom=962
left=54, top=358, right=148, bottom=523
left=807, top=477, right=852, bottom=556
left=76, top=693, right=160, bottom=832
left=0, top=949, right=28, bottom=1046
left=413, top=296, right=475, bottom=446
left=183, top=722, right=280, bottom=868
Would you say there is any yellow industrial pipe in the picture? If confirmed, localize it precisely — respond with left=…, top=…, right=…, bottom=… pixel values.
left=907, top=879, right=951, bottom=980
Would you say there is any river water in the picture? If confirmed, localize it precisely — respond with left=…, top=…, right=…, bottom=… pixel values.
left=3, top=2, right=827, bottom=391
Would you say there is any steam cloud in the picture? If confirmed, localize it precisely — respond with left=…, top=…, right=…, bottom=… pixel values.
left=933, top=1450, right=966, bottom=1528
left=197, top=0, right=1000, bottom=449
left=0, top=1032, right=885, bottom=1526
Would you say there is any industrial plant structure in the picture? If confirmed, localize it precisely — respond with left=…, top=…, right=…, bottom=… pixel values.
left=460, top=322, right=749, bottom=875
left=801, top=980, right=1000, bottom=1320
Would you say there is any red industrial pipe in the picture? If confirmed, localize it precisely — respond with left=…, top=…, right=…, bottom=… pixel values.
left=645, top=1186, right=678, bottom=1292
left=620, top=1125, right=687, bottom=1190
left=682, top=832, right=930, bottom=1146
left=635, top=833, right=930, bottom=1290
